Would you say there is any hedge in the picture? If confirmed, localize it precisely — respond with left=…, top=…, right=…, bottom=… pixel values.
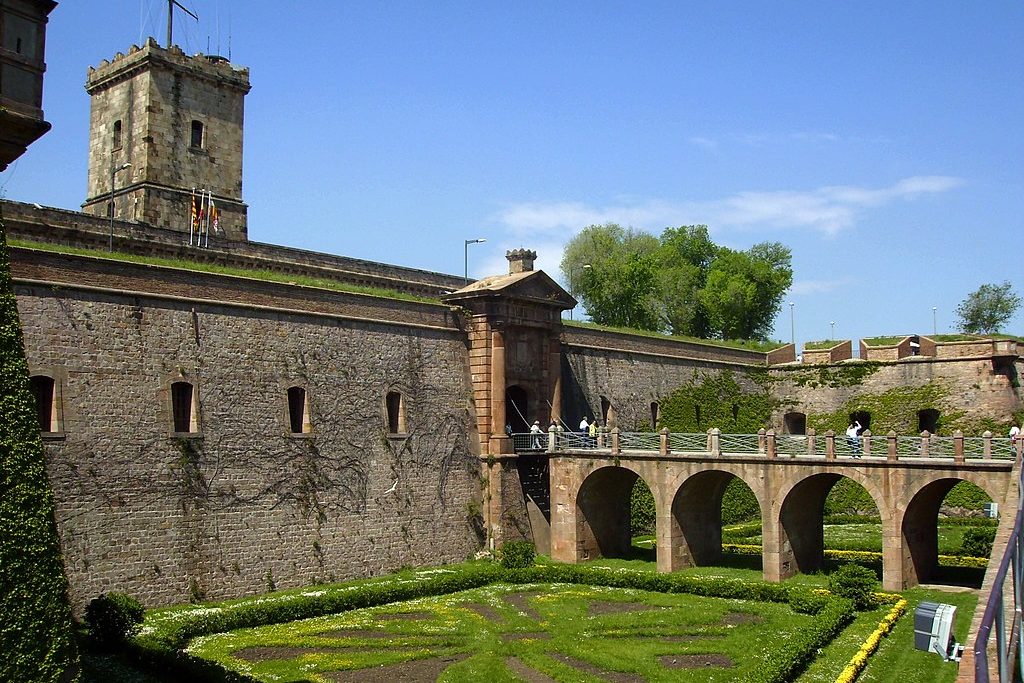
left=129, top=563, right=849, bottom=682
left=0, top=223, right=79, bottom=681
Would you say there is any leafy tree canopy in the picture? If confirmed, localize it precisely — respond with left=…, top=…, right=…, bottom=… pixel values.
left=955, top=281, right=1021, bottom=334
left=561, top=223, right=793, bottom=341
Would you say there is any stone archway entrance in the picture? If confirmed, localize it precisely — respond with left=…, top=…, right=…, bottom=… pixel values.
left=576, top=466, right=640, bottom=561
left=506, top=385, right=530, bottom=434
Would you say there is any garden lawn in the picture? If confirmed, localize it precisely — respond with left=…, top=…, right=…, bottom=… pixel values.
left=188, top=582, right=816, bottom=682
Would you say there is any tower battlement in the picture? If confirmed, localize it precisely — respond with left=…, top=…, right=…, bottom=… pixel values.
left=81, top=37, right=250, bottom=241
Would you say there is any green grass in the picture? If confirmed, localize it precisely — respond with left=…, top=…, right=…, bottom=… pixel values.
left=804, top=339, right=844, bottom=350
left=188, top=582, right=816, bottom=682
left=9, top=239, right=441, bottom=304
left=861, top=336, right=907, bottom=346
left=562, top=318, right=786, bottom=352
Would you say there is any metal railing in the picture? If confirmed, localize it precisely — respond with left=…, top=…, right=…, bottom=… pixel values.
left=973, top=466, right=1024, bottom=682
left=509, top=428, right=1020, bottom=463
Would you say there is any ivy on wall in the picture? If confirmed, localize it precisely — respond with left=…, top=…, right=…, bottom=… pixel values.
left=804, top=382, right=965, bottom=436
left=780, top=362, right=882, bottom=389
left=658, top=369, right=777, bottom=433
left=0, top=224, right=79, bottom=682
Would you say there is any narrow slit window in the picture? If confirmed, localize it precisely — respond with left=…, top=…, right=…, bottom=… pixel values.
left=386, top=391, right=405, bottom=434
left=650, top=401, right=660, bottom=430
left=287, top=386, right=311, bottom=434
left=171, top=381, right=196, bottom=433
left=190, top=119, right=204, bottom=148
left=112, top=119, right=122, bottom=149
left=29, top=375, right=55, bottom=432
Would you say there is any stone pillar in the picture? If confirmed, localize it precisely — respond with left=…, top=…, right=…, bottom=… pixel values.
left=887, top=431, right=898, bottom=461
left=862, top=429, right=872, bottom=456
left=758, top=428, right=766, bottom=454
left=547, top=424, right=557, bottom=453
left=807, top=428, right=816, bottom=457
left=660, top=427, right=669, bottom=456
left=709, top=428, right=721, bottom=456
left=611, top=427, right=621, bottom=455
left=825, top=430, right=836, bottom=461
left=549, top=338, right=562, bottom=425
left=548, top=456, right=576, bottom=564
left=766, top=430, right=776, bottom=459
left=920, top=431, right=930, bottom=458
left=489, top=329, right=511, bottom=455
left=954, top=430, right=965, bottom=464
left=983, top=431, right=992, bottom=459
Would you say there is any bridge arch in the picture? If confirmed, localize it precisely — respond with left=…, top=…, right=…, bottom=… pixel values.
left=773, top=470, right=886, bottom=579
left=574, top=465, right=654, bottom=562
left=897, top=475, right=999, bottom=587
left=665, top=468, right=765, bottom=572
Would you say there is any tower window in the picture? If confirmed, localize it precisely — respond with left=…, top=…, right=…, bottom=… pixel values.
left=287, top=386, right=311, bottom=434
left=29, top=375, right=58, bottom=432
left=112, top=119, right=122, bottom=149
left=171, top=381, right=197, bottom=433
left=190, top=120, right=204, bottom=148
left=386, top=391, right=406, bottom=435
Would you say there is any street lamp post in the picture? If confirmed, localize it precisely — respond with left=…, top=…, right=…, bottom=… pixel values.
left=932, top=307, right=937, bottom=336
left=464, top=238, right=486, bottom=283
left=109, top=160, right=131, bottom=252
left=789, top=302, right=795, bottom=346
left=568, top=264, right=591, bottom=320
left=830, top=321, right=835, bottom=339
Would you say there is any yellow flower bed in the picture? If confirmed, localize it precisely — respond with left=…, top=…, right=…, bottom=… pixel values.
left=834, top=597, right=908, bottom=683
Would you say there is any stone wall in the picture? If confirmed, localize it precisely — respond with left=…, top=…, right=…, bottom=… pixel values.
left=13, top=255, right=482, bottom=610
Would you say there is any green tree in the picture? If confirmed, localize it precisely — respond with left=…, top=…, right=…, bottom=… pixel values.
left=561, top=224, right=792, bottom=341
left=956, top=281, right=1021, bottom=334
left=0, top=224, right=79, bottom=681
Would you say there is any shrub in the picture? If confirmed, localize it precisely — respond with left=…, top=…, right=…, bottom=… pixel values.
left=943, top=481, right=992, bottom=510
left=788, top=588, right=829, bottom=615
left=722, top=477, right=760, bottom=524
left=499, top=541, right=536, bottom=569
left=961, top=527, right=996, bottom=557
left=828, top=563, right=879, bottom=610
left=86, top=592, right=145, bottom=647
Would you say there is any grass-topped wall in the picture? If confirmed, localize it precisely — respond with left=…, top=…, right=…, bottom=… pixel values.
left=0, top=225, right=79, bottom=682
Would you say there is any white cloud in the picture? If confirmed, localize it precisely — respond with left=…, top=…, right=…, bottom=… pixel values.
left=493, top=176, right=964, bottom=240
left=789, top=278, right=855, bottom=296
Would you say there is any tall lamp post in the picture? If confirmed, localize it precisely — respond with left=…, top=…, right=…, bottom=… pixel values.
left=568, top=264, right=591, bottom=320
left=932, top=307, right=937, bottom=336
left=464, top=238, right=486, bottom=283
left=109, top=161, right=131, bottom=252
left=789, top=302, right=795, bottom=346
left=830, top=321, right=835, bottom=339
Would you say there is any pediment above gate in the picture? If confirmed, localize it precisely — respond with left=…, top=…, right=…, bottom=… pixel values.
left=443, top=268, right=576, bottom=312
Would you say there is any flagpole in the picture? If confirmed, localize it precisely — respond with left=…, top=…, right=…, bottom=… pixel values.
left=204, top=189, right=210, bottom=248
left=189, top=187, right=195, bottom=246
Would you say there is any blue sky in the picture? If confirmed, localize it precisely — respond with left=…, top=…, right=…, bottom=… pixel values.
left=3, top=1, right=1022, bottom=348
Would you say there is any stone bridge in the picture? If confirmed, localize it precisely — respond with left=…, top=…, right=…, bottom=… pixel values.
left=543, top=429, right=1021, bottom=591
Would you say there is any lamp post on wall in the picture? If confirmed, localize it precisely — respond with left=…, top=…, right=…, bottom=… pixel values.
left=109, top=161, right=131, bottom=252
left=464, top=238, right=486, bottom=283
left=568, top=264, right=591, bottom=320
left=932, top=307, right=937, bottom=336
left=789, top=302, right=795, bottom=346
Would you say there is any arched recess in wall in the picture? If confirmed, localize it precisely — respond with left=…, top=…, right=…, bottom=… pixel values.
left=918, top=409, right=940, bottom=435
left=506, top=385, right=530, bottom=434
left=287, top=385, right=312, bottom=434
left=170, top=380, right=199, bottom=434
left=29, top=374, right=63, bottom=433
left=649, top=401, right=660, bottom=429
left=669, top=470, right=761, bottom=571
left=783, top=412, right=806, bottom=435
left=600, top=395, right=616, bottom=428
left=385, top=389, right=407, bottom=435
left=575, top=465, right=644, bottom=562
left=849, top=410, right=872, bottom=432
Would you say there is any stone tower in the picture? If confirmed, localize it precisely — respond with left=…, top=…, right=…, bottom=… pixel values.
left=81, top=38, right=250, bottom=241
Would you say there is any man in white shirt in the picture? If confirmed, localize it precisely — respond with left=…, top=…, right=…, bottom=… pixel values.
left=846, top=421, right=862, bottom=457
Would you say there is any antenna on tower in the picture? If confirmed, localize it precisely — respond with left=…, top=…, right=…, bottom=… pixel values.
left=166, top=0, right=199, bottom=48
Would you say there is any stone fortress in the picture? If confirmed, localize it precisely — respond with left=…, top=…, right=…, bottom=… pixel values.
left=3, top=38, right=1021, bottom=611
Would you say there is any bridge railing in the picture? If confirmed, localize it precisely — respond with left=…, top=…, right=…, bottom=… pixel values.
left=509, top=426, right=1023, bottom=462
left=973, top=465, right=1024, bottom=682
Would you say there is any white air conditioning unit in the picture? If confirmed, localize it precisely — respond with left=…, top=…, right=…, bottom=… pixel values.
left=914, top=601, right=963, bottom=661
left=983, top=502, right=999, bottom=519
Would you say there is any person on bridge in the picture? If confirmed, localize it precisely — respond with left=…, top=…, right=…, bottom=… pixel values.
left=579, top=416, right=591, bottom=446
left=846, top=420, right=862, bottom=457
left=530, top=420, right=543, bottom=449
left=588, top=419, right=598, bottom=448
left=1011, top=424, right=1021, bottom=455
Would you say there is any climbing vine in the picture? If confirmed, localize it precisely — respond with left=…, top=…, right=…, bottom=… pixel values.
left=658, top=369, right=778, bottom=433
left=804, top=381, right=966, bottom=436
left=0, top=223, right=79, bottom=682
left=779, top=362, right=882, bottom=389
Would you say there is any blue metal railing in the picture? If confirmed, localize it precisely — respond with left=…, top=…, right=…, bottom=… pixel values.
left=973, top=465, right=1024, bottom=682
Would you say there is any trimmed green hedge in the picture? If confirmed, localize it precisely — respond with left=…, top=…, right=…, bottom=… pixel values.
left=0, top=224, right=79, bottom=681
left=130, top=563, right=853, bottom=683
